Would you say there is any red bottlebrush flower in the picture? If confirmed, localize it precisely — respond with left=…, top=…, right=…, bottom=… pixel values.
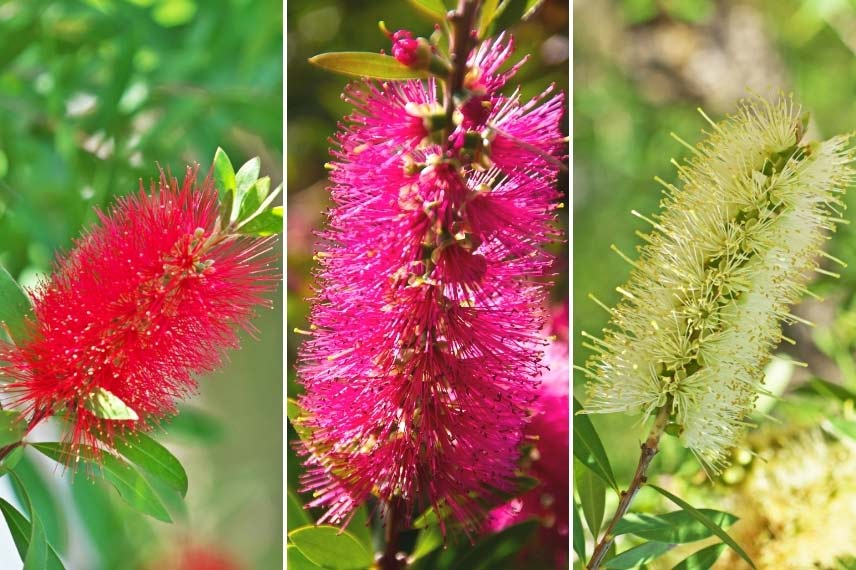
left=297, top=32, right=565, bottom=535
left=484, top=333, right=570, bottom=569
left=1, top=166, right=277, bottom=452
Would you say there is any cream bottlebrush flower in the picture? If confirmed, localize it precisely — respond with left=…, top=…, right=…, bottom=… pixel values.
left=583, top=96, right=855, bottom=471
left=713, top=429, right=856, bottom=570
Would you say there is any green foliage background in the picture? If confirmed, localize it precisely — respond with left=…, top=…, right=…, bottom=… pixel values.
left=0, top=0, right=283, bottom=568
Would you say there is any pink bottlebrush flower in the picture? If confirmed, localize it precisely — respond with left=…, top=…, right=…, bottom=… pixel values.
left=484, top=335, right=570, bottom=569
left=391, top=30, right=421, bottom=66
left=297, top=33, right=565, bottom=534
left=1, top=166, right=277, bottom=452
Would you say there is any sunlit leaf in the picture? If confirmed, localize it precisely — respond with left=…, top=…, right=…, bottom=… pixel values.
left=603, top=541, right=673, bottom=569
left=110, top=432, right=188, bottom=497
left=83, top=387, right=139, bottom=421
left=288, top=525, right=373, bottom=570
left=614, top=509, right=738, bottom=543
left=649, top=485, right=755, bottom=568
left=309, top=52, right=428, bottom=80
left=672, top=543, right=728, bottom=570
left=406, top=0, right=447, bottom=20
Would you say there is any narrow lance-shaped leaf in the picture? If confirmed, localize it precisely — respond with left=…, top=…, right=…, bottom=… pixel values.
left=649, top=485, right=755, bottom=568
left=572, top=501, right=586, bottom=561
left=212, top=147, right=236, bottom=212
left=309, top=52, right=429, bottom=80
left=613, top=509, right=738, bottom=543
left=573, top=397, right=618, bottom=490
left=602, top=541, right=673, bottom=570
left=575, top=457, right=606, bottom=538
left=672, top=543, right=728, bottom=570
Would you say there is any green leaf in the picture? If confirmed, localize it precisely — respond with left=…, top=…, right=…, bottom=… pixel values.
left=0, top=494, right=64, bottom=569
left=288, top=525, right=373, bottom=570
left=230, top=156, right=261, bottom=224
left=522, top=0, right=546, bottom=20
left=603, top=541, right=673, bottom=569
left=110, top=432, right=188, bottom=497
left=344, top=506, right=372, bottom=551
left=448, top=520, right=537, bottom=570
left=0, top=410, right=27, bottom=447
left=3, top=445, right=24, bottom=470
left=309, top=52, right=428, bottom=80
left=238, top=206, right=282, bottom=236
left=287, top=544, right=323, bottom=569
left=235, top=157, right=260, bottom=195
left=575, top=458, right=606, bottom=537
left=573, top=501, right=586, bottom=561
left=287, top=398, right=313, bottom=443
left=212, top=147, right=236, bottom=205
left=828, top=417, right=856, bottom=442
left=478, top=0, right=499, bottom=37
left=33, top=443, right=172, bottom=523
left=573, top=397, right=618, bottom=490
left=0, top=264, right=32, bottom=343
left=411, top=524, right=442, bottom=563
left=649, top=485, right=755, bottom=568
left=83, top=387, right=139, bottom=421
left=11, top=453, right=65, bottom=551
left=672, top=543, right=728, bottom=570
left=237, top=176, right=271, bottom=221
left=406, top=0, right=447, bottom=20
left=287, top=489, right=312, bottom=530
left=614, top=509, right=738, bottom=543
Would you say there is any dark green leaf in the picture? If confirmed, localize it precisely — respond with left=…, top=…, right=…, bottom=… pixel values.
left=672, top=543, right=727, bottom=570
left=573, top=501, right=586, bottom=560
left=614, top=509, right=738, bottom=543
left=287, top=489, right=312, bottom=530
left=110, top=432, right=188, bottom=497
left=411, top=524, right=442, bottom=563
left=3, top=445, right=24, bottom=470
left=344, top=506, right=372, bottom=551
left=287, top=544, right=323, bottom=569
left=603, top=541, right=672, bottom=569
left=0, top=497, right=64, bottom=569
left=405, top=0, right=447, bottom=20
left=449, top=520, right=538, bottom=570
left=83, top=387, right=139, bottom=421
left=33, top=443, right=172, bottom=523
left=288, top=525, right=373, bottom=570
left=0, top=264, right=32, bottom=343
left=309, top=52, right=428, bottom=80
left=573, top=397, right=618, bottom=490
left=11, top=453, right=65, bottom=551
left=575, top=457, right=606, bottom=537
left=0, top=410, right=26, bottom=447
left=649, top=485, right=755, bottom=568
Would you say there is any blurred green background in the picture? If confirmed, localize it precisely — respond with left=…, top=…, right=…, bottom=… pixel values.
left=575, top=0, right=856, bottom=522
left=0, top=0, right=282, bottom=568
left=286, top=0, right=568, bottom=559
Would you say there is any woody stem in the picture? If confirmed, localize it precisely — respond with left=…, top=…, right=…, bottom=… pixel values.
left=587, top=400, right=672, bottom=570
left=443, top=0, right=481, bottom=151
left=378, top=498, right=405, bottom=570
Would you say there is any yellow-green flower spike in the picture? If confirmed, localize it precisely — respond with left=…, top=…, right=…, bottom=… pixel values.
left=583, top=95, right=855, bottom=473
